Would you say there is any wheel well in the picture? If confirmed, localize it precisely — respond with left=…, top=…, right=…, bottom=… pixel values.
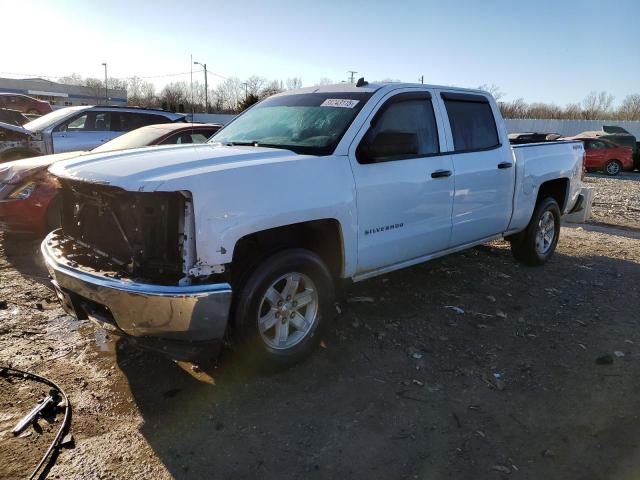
left=536, top=178, right=568, bottom=211
left=231, top=220, right=344, bottom=283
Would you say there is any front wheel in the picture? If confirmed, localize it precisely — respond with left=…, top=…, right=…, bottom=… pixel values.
left=233, top=249, right=334, bottom=369
left=510, top=197, right=561, bottom=266
left=604, top=160, right=622, bottom=176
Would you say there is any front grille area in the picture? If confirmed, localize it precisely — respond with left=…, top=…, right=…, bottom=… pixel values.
left=59, top=179, right=184, bottom=283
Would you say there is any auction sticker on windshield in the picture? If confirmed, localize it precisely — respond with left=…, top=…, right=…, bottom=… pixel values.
left=320, top=99, right=360, bottom=108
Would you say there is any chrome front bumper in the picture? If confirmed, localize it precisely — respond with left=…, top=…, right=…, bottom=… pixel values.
left=41, top=230, right=232, bottom=346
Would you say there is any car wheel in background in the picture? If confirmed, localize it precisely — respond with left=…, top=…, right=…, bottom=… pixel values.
left=233, top=248, right=334, bottom=370
left=604, top=160, right=622, bottom=176
left=510, top=197, right=561, bottom=266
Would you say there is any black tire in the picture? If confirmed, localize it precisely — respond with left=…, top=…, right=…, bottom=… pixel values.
left=233, top=248, right=334, bottom=369
left=510, top=197, right=561, bottom=266
left=603, top=160, right=622, bottom=176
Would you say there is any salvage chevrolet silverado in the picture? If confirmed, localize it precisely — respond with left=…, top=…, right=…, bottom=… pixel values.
left=42, top=82, right=585, bottom=367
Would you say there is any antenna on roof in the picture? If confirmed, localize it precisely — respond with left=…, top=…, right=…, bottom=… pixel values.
left=355, top=77, right=368, bottom=88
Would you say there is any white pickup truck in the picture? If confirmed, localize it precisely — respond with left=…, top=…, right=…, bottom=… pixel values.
left=42, top=81, right=585, bottom=367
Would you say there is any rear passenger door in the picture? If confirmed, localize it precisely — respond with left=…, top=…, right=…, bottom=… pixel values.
left=438, top=92, right=515, bottom=246
left=349, top=89, right=454, bottom=274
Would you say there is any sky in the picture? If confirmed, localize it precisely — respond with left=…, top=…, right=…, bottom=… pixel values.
left=2, top=0, right=639, bottom=106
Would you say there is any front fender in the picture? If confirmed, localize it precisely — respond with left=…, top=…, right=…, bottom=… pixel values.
left=185, top=155, right=358, bottom=277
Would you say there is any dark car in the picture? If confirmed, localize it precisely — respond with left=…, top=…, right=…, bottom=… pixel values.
left=0, top=123, right=222, bottom=235
left=0, top=93, right=53, bottom=115
left=0, top=108, right=29, bottom=126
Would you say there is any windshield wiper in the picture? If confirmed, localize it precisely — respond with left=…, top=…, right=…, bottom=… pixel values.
left=223, top=141, right=285, bottom=150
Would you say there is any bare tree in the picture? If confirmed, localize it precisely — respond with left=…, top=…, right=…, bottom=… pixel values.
left=159, top=82, right=189, bottom=111
left=285, top=77, right=302, bottom=90
left=245, top=76, right=267, bottom=97
left=619, top=94, right=640, bottom=121
left=582, top=91, right=614, bottom=120
left=261, top=80, right=283, bottom=98
left=317, top=78, right=333, bottom=86
left=478, top=83, right=504, bottom=102
left=57, top=73, right=84, bottom=86
left=213, top=77, right=243, bottom=113
left=84, top=78, right=105, bottom=104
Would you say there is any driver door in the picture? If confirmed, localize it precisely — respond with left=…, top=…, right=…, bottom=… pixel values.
left=348, top=90, right=454, bottom=274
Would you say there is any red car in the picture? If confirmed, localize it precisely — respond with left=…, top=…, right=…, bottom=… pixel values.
left=0, top=122, right=221, bottom=235
left=0, top=93, right=53, bottom=115
left=579, top=137, right=634, bottom=176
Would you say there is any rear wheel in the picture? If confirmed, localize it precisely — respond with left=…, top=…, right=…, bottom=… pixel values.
left=233, top=249, right=334, bottom=369
left=604, top=160, right=622, bottom=176
left=510, top=197, right=561, bottom=266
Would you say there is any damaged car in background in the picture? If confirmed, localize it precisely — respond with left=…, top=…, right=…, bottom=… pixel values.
left=0, top=105, right=185, bottom=162
left=0, top=123, right=221, bottom=235
left=42, top=81, right=586, bottom=368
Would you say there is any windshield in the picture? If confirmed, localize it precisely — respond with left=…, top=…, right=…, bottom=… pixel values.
left=91, top=125, right=175, bottom=153
left=210, top=92, right=373, bottom=155
left=23, top=107, right=85, bottom=132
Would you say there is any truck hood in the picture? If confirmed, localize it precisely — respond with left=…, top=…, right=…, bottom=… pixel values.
left=0, top=151, right=86, bottom=184
left=49, top=144, right=306, bottom=191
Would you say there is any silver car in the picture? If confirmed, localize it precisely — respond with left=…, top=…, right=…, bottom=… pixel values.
left=0, top=106, right=185, bottom=162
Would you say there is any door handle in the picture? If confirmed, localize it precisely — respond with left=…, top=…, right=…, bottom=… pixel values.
left=431, top=169, right=452, bottom=178
left=498, top=162, right=513, bottom=169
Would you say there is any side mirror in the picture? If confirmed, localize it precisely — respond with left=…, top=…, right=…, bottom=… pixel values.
left=357, top=131, right=419, bottom=163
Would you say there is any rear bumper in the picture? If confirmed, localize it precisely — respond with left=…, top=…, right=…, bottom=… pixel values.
left=42, top=230, right=233, bottom=362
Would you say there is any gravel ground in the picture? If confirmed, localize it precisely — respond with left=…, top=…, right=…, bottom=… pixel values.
left=586, top=172, right=640, bottom=229
left=1, top=176, right=639, bottom=479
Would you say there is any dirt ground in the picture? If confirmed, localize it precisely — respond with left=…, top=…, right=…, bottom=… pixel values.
left=1, top=174, right=639, bottom=480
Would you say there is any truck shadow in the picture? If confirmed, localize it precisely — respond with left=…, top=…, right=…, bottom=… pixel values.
left=0, top=232, right=52, bottom=289
left=116, top=241, right=640, bottom=480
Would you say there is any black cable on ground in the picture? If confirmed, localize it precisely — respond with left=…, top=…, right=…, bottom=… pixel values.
left=1, top=366, right=72, bottom=480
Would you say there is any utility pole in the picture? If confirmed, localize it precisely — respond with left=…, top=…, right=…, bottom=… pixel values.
left=347, top=70, right=357, bottom=83
left=241, top=82, right=248, bottom=100
left=193, top=61, right=208, bottom=113
left=419, top=75, right=424, bottom=84
left=101, top=63, right=108, bottom=104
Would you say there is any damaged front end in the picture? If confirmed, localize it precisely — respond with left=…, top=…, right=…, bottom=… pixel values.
left=58, top=178, right=188, bottom=284
left=42, top=178, right=233, bottom=362
left=0, top=122, right=45, bottom=162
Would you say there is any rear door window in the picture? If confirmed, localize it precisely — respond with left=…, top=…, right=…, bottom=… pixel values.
left=442, top=93, right=500, bottom=152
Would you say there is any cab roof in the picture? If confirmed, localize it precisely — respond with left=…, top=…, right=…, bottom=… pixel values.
left=279, top=81, right=490, bottom=97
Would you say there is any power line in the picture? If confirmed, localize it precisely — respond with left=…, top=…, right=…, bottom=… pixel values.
left=0, top=69, right=228, bottom=81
